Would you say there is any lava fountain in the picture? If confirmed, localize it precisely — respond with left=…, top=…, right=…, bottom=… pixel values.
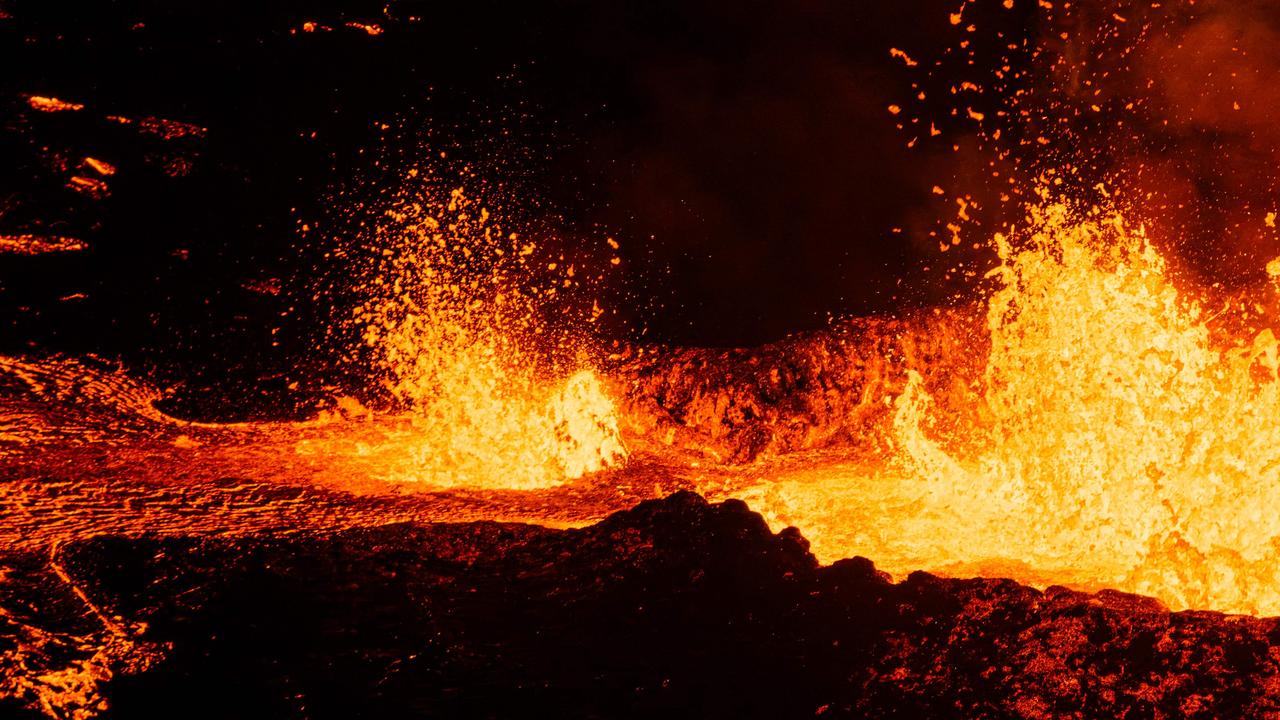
left=14, top=186, right=1280, bottom=618
left=15, top=2, right=1280, bottom=717
left=311, top=179, right=626, bottom=489
left=899, top=195, right=1280, bottom=615
left=735, top=191, right=1280, bottom=616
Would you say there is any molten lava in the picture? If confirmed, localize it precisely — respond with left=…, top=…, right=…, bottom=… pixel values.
left=11, top=189, right=1280, bottom=618
left=15, top=3, right=1280, bottom=718
left=341, top=185, right=625, bottom=489
left=740, top=194, right=1280, bottom=616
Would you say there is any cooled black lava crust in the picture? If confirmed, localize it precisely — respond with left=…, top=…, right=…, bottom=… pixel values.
left=4, top=492, right=1280, bottom=719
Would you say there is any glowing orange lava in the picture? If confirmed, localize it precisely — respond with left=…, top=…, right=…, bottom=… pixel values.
left=334, top=182, right=626, bottom=489
left=26, top=95, right=83, bottom=112
left=738, top=193, right=1280, bottom=616
left=11, top=182, right=1280, bottom=617
left=0, top=235, right=88, bottom=255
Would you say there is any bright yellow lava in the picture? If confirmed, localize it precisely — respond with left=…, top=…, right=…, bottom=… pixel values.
left=340, top=185, right=625, bottom=489
left=741, top=198, right=1280, bottom=615
left=12, top=185, right=1280, bottom=618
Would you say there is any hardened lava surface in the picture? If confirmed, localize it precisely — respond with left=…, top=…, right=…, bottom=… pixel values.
left=6, top=493, right=1280, bottom=720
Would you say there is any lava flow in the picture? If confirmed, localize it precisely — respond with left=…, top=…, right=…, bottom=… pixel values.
left=15, top=1, right=1280, bottom=718
left=321, top=181, right=626, bottom=490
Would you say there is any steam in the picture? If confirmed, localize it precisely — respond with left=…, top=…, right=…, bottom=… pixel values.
left=1060, top=0, right=1280, bottom=284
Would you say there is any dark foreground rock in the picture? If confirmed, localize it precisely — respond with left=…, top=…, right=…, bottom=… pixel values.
left=5, top=491, right=1280, bottom=719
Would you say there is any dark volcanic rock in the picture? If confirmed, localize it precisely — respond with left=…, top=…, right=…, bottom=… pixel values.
left=611, top=311, right=983, bottom=462
left=7, top=492, right=1280, bottom=719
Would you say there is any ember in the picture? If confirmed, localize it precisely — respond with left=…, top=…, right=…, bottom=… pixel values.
left=333, top=181, right=626, bottom=489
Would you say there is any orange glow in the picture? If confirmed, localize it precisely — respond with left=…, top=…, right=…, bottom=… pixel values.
left=737, top=194, right=1280, bottom=616
left=67, top=176, right=110, bottom=199
left=345, top=21, right=383, bottom=36
left=10, top=190, right=1280, bottom=619
left=329, top=183, right=626, bottom=489
left=27, top=95, right=84, bottom=112
left=84, top=158, right=116, bottom=176
left=136, top=117, right=206, bottom=140
left=889, top=48, right=919, bottom=67
left=106, top=115, right=207, bottom=140
left=0, top=234, right=87, bottom=255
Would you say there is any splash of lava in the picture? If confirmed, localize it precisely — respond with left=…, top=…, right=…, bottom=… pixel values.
left=333, top=184, right=626, bottom=489
left=745, top=192, right=1280, bottom=616
left=14, top=183, right=1280, bottom=619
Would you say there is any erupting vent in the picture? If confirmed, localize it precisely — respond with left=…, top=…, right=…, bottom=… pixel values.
left=745, top=196, right=1280, bottom=615
left=7, top=0, right=1280, bottom=717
